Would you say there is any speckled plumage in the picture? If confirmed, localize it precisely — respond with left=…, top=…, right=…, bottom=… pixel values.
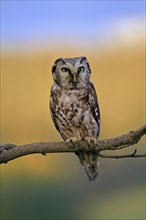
left=50, top=57, right=100, bottom=180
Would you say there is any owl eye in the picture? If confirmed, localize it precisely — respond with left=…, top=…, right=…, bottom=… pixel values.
left=61, top=67, right=69, bottom=72
left=78, top=66, right=84, bottom=74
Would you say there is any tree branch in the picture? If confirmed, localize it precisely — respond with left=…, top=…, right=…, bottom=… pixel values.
left=98, top=149, right=146, bottom=159
left=0, top=124, right=146, bottom=164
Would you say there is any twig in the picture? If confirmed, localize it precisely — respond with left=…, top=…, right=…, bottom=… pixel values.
left=98, top=149, right=146, bottom=159
left=0, top=124, right=146, bottom=164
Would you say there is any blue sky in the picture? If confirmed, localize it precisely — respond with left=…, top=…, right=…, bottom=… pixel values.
left=1, top=0, right=145, bottom=50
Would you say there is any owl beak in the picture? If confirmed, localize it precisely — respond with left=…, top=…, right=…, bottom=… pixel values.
left=73, top=73, right=77, bottom=83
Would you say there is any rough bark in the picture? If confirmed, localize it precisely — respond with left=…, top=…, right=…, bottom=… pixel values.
left=0, top=124, right=146, bottom=164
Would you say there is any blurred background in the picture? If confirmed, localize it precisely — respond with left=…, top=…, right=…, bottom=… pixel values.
left=0, top=1, right=145, bottom=219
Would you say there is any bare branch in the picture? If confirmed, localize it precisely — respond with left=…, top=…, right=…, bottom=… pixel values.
left=99, top=149, right=146, bottom=159
left=0, top=124, right=146, bottom=164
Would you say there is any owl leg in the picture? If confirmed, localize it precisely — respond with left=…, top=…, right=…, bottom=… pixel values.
left=66, top=137, right=81, bottom=143
left=84, top=136, right=97, bottom=143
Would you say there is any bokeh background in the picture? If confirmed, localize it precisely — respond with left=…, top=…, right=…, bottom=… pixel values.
left=0, top=1, right=145, bottom=219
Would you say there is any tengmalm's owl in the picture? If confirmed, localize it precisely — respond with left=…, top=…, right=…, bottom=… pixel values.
left=50, top=57, right=100, bottom=181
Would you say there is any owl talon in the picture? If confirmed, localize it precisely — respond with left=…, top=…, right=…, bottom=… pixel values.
left=84, top=136, right=97, bottom=144
left=66, top=137, right=80, bottom=143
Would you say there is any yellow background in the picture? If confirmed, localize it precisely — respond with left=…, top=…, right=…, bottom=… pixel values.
left=1, top=41, right=145, bottom=219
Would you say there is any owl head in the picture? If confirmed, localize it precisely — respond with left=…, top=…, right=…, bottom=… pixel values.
left=51, top=57, right=91, bottom=89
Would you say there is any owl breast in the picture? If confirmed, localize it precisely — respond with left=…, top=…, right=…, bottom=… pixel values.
left=50, top=84, right=98, bottom=140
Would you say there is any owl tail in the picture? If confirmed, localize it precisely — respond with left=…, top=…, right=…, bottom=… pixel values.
left=76, top=152, right=99, bottom=181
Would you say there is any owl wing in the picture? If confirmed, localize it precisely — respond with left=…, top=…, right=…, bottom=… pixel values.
left=88, top=81, right=100, bottom=137
left=50, top=107, right=67, bottom=141
left=50, top=86, right=67, bottom=141
left=77, top=81, right=100, bottom=180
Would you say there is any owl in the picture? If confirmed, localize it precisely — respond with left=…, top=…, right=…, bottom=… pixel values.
left=50, top=57, right=100, bottom=181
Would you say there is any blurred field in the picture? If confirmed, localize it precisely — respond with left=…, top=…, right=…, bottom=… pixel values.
left=1, top=42, right=145, bottom=219
left=1, top=43, right=145, bottom=141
